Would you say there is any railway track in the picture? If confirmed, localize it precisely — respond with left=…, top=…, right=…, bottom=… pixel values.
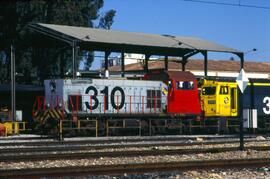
left=1, top=140, right=270, bottom=162
left=0, top=134, right=266, bottom=147
left=1, top=135, right=270, bottom=178
left=0, top=138, right=269, bottom=153
left=1, top=158, right=270, bottom=178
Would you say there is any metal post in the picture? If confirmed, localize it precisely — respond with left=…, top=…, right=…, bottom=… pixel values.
left=106, top=119, right=109, bottom=137
left=182, top=57, right=187, bottom=71
left=59, top=120, right=63, bottom=140
left=203, top=51, right=208, bottom=77
left=96, top=119, right=98, bottom=137
left=72, top=41, right=76, bottom=79
left=164, top=56, right=168, bottom=70
left=240, top=54, right=244, bottom=69
left=121, top=52, right=125, bottom=77
left=11, top=44, right=16, bottom=130
left=60, top=50, right=65, bottom=78
left=105, top=51, right=110, bottom=78
left=144, top=54, right=150, bottom=72
left=239, top=88, right=244, bottom=150
left=105, top=51, right=109, bottom=70
left=239, top=53, right=244, bottom=150
left=149, top=119, right=152, bottom=136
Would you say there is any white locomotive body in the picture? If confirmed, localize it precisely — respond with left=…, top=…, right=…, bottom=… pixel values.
left=44, top=78, right=167, bottom=115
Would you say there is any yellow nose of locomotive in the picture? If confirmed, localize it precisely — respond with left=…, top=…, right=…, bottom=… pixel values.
left=201, top=80, right=238, bottom=117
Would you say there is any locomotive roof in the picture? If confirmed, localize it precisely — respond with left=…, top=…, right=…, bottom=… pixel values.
left=166, top=71, right=196, bottom=81
left=28, top=23, right=242, bottom=56
left=147, top=70, right=196, bottom=81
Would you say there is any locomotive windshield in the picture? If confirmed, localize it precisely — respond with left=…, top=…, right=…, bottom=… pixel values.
left=176, top=81, right=194, bottom=90
left=202, top=87, right=216, bottom=95
left=219, top=86, right=229, bottom=95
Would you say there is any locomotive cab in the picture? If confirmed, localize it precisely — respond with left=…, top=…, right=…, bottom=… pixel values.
left=145, top=71, right=201, bottom=115
left=201, top=80, right=238, bottom=117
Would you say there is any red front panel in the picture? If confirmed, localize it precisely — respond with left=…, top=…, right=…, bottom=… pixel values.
left=167, top=80, right=201, bottom=115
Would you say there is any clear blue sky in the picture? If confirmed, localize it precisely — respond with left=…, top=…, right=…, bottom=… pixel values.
left=100, top=0, right=270, bottom=62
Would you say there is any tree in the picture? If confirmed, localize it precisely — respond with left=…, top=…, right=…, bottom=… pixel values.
left=83, top=10, right=116, bottom=71
left=0, top=0, right=116, bottom=84
left=98, top=10, right=116, bottom=30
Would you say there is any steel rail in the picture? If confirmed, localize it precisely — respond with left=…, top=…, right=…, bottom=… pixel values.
left=1, top=145, right=270, bottom=162
left=1, top=158, right=270, bottom=178
left=0, top=135, right=256, bottom=144
left=0, top=136, right=266, bottom=147
left=0, top=136, right=52, bottom=141
left=0, top=139, right=269, bottom=154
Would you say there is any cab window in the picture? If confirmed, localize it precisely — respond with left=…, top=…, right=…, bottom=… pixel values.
left=176, top=81, right=194, bottom=90
left=219, top=86, right=229, bottom=95
left=202, top=87, right=216, bottom=95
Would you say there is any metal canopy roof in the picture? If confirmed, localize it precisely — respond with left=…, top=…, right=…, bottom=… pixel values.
left=28, top=23, right=242, bottom=56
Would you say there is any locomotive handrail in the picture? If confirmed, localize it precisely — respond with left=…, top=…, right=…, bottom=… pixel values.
left=58, top=94, right=165, bottom=115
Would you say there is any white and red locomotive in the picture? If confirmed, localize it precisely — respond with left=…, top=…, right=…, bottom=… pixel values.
left=33, top=70, right=201, bottom=136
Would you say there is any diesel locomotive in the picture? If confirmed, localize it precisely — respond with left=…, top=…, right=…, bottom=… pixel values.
left=32, top=70, right=270, bottom=137
left=201, top=79, right=270, bottom=121
left=33, top=70, right=201, bottom=136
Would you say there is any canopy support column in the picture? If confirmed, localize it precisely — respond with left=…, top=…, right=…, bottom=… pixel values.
left=238, top=53, right=244, bottom=69
left=104, top=51, right=110, bottom=71
left=182, top=57, right=188, bottom=71
left=164, top=56, right=168, bottom=70
left=144, top=54, right=150, bottom=72
left=72, top=41, right=77, bottom=79
left=104, top=51, right=111, bottom=78
left=202, top=51, right=208, bottom=77
left=60, top=50, right=65, bottom=78
left=181, top=50, right=199, bottom=72
left=121, top=52, right=125, bottom=77
left=11, top=43, right=16, bottom=126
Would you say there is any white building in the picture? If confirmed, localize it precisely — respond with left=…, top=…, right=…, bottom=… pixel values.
left=108, top=59, right=270, bottom=79
left=102, top=53, right=158, bottom=68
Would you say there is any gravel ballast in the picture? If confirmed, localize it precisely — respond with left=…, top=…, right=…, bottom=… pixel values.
left=1, top=150, right=270, bottom=170
left=88, top=168, right=270, bottom=179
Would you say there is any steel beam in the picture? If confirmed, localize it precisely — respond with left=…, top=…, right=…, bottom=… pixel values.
left=183, top=50, right=199, bottom=59
left=28, top=24, right=74, bottom=45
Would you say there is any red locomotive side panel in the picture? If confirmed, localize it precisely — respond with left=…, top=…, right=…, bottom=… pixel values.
left=145, top=71, right=201, bottom=115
